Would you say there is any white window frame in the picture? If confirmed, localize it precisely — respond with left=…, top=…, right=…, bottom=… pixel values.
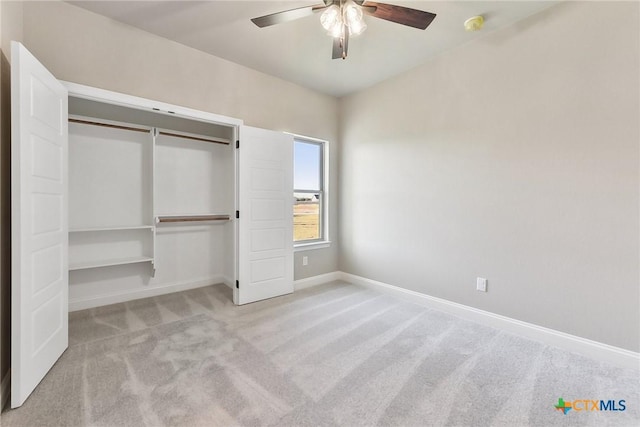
left=292, top=135, right=330, bottom=251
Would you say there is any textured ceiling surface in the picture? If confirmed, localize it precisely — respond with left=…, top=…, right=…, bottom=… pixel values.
left=69, top=1, right=558, bottom=97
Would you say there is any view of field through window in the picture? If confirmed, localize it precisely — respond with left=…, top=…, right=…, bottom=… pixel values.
left=294, top=140, right=323, bottom=242
left=294, top=194, right=320, bottom=241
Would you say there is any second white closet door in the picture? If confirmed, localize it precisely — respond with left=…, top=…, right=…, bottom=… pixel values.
left=237, top=126, right=294, bottom=305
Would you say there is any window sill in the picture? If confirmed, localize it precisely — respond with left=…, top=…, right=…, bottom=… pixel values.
left=294, top=241, right=331, bottom=252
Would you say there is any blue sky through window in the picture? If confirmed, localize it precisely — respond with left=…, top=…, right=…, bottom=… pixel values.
left=294, top=141, right=321, bottom=190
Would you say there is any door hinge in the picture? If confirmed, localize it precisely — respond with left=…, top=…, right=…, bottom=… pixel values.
left=235, top=280, right=239, bottom=289
left=235, top=210, right=239, bottom=219
left=236, top=140, right=239, bottom=149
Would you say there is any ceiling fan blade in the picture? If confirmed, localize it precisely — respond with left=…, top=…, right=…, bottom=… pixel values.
left=362, top=1, right=436, bottom=30
left=251, top=5, right=324, bottom=28
left=332, top=28, right=349, bottom=60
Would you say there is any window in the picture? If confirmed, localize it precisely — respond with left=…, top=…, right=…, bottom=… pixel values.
left=294, top=138, right=327, bottom=245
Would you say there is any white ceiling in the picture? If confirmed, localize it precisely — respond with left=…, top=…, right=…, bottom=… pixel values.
left=68, top=1, right=558, bottom=97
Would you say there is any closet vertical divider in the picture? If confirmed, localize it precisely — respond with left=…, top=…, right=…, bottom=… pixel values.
left=151, top=127, right=158, bottom=277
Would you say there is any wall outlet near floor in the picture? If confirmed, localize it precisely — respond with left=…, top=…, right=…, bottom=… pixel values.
left=302, top=256, right=308, bottom=266
left=476, top=277, right=487, bottom=292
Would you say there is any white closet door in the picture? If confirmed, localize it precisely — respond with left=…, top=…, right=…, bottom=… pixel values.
left=237, top=126, right=293, bottom=304
left=11, top=41, right=68, bottom=408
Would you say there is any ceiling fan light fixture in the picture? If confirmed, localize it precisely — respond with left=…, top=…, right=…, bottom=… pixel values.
left=343, top=1, right=366, bottom=36
left=348, top=19, right=366, bottom=36
left=320, top=4, right=341, bottom=31
left=344, top=2, right=363, bottom=25
left=329, top=22, right=344, bottom=38
left=321, top=0, right=366, bottom=38
left=320, top=4, right=342, bottom=31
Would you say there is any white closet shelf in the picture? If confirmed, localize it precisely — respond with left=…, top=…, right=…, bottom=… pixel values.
left=69, top=225, right=154, bottom=233
left=69, top=256, right=154, bottom=271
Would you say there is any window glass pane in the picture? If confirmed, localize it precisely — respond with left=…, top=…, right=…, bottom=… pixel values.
left=294, top=141, right=321, bottom=191
left=294, top=193, right=320, bottom=241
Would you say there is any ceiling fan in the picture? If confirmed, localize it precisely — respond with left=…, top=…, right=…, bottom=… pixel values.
left=251, top=0, right=436, bottom=60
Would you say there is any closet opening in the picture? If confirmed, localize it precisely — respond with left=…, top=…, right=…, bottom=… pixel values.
left=67, top=95, right=237, bottom=310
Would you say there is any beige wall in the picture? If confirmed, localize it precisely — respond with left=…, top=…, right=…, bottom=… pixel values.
left=1, top=0, right=24, bottom=407
left=339, top=1, right=639, bottom=351
left=20, top=0, right=339, bottom=281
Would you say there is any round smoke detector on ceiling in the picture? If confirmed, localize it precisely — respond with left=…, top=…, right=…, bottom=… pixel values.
left=464, top=15, right=484, bottom=32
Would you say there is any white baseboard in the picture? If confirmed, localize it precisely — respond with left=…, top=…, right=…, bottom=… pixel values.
left=69, top=276, right=226, bottom=311
left=222, top=276, right=234, bottom=289
left=294, top=271, right=342, bottom=291
left=1, top=370, right=10, bottom=411
left=69, top=270, right=337, bottom=311
left=338, top=272, right=640, bottom=370
left=66, top=269, right=640, bottom=369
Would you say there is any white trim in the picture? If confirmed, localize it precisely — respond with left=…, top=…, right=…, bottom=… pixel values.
left=69, top=276, right=226, bottom=311
left=294, top=271, right=341, bottom=291
left=292, top=134, right=330, bottom=247
left=284, top=132, right=327, bottom=144
left=294, top=241, right=331, bottom=252
left=223, top=276, right=234, bottom=289
left=62, top=81, right=243, bottom=127
left=68, top=269, right=640, bottom=369
left=338, top=272, right=640, bottom=370
left=1, top=371, right=10, bottom=411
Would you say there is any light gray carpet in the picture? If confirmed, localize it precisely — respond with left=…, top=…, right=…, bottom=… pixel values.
left=1, top=281, right=638, bottom=426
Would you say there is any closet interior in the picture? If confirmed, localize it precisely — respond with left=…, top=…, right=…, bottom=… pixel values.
left=67, top=96, right=236, bottom=308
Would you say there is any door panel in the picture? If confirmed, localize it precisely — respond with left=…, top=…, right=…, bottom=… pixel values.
left=237, top=126, right=293, bottom=305
left=11, top=41, right=68, bottom=408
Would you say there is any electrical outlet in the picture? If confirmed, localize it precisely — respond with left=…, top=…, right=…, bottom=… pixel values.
left=476, top=277, right=487, bottom=292
left=302, top=256, right=308, bottom=266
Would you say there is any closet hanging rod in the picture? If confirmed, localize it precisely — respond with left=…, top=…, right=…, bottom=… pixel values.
left=158, top=131, right=230, bottom=146
left=70, top=118, right=230, bottom=145
left=69, top=118, right=150, bottom=133
left=156, top=214, right=231, bottom=223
